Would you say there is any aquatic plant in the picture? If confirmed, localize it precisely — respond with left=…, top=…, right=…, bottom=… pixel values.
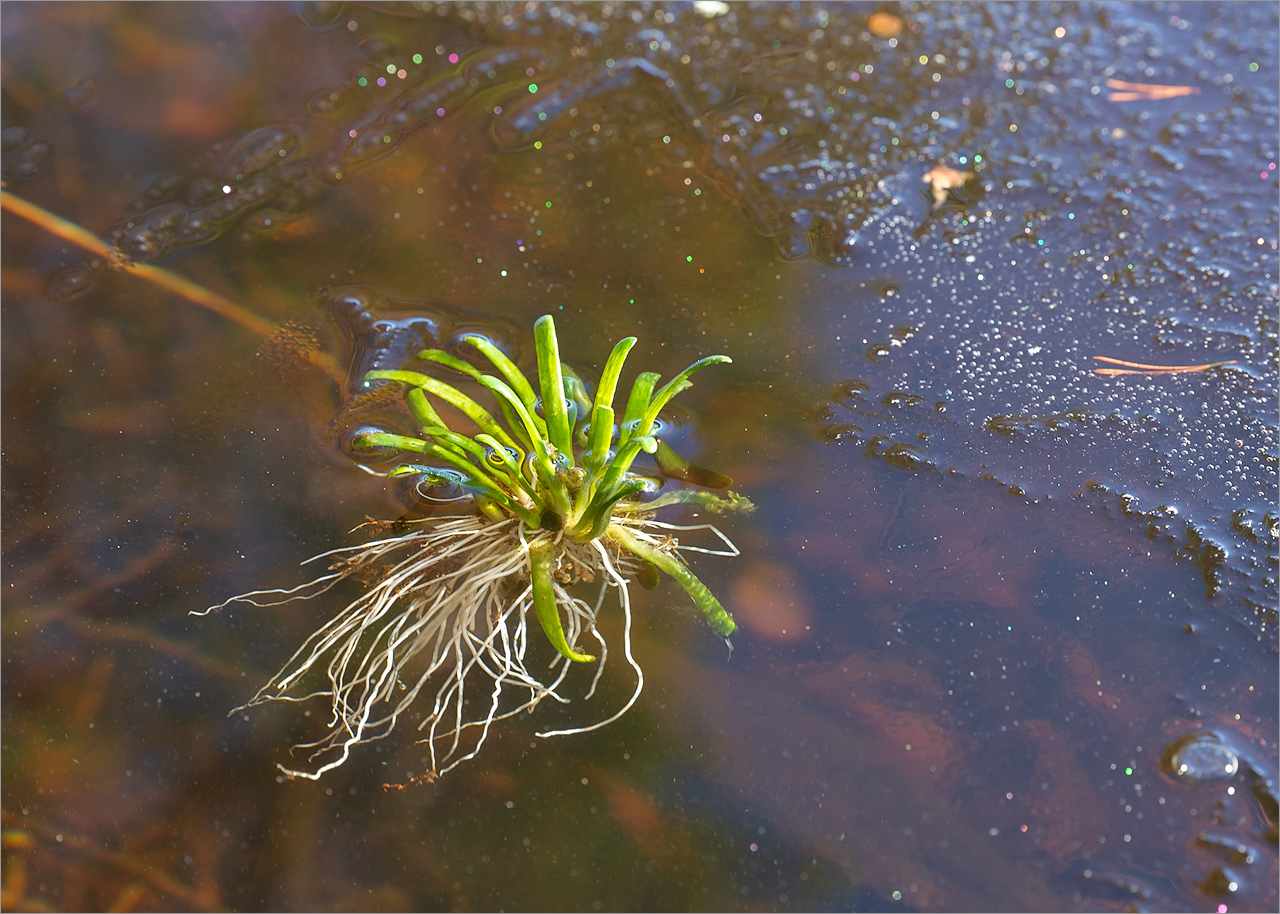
left=201, top=314, right=751, bottom=782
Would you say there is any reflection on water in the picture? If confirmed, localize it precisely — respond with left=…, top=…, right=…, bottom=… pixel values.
left=2, top=2, right=1276, bottom=911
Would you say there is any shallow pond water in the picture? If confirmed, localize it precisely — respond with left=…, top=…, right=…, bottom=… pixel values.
left=2, top=3, right=1276, bottom=911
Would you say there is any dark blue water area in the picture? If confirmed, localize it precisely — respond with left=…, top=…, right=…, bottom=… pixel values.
left=657, top=431, right=1276, bottom=910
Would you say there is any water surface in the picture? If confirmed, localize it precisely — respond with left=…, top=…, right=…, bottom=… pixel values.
left=2, top=3, right=1276, bottom=911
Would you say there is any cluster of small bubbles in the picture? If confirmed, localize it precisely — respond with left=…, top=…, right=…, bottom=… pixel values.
left=219, top=124, right=300, bottom=182
left=829, top=379, right=870, bottom=407
left=865, top=342, right=893, bottom=363
left=880, top=391, right=928, bottom=409
left=256, top=321, right=324, bottom=385
left=332, top=47, right=527, bottom=176
left=0, top=125, right=51, bottom=181
left=330, top=289, right=442, bottom=393
left=107, top=143, right=322, bottom=261
left=356, top=34, right=401, bottom=67
left=307, top=87, right=346, bottom=115
left=140, top=173, right=184, bottom=204
left=323, top=290, right=515, bottom=474
left=79, top=0, right=1273, bottom=295
left=403, top=3, right=962, bottom=263
left=983, top=409, right=1098, bottom=438
left=865, top=437, right=932, bottom=472
left=326, top=287, right=520, bottom=404
left=100, top=44, right=534, bottom=257
left=810, top=153, right=1274, bottom=615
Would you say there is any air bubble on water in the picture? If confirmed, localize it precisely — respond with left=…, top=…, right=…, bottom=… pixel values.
left=219, top=124, right=300, bottom=182
left=63, top=78, right=97, bottom=113
left=1162, top=732, right=1239, bottom=784
left=450, top=328, right=513, bottom=361
left=143, top=174, right=185, bottom=204
left=1, top=126, right=27, bottom=151
left=46, top=267, right=96, bottom=302
left=295, top=1, right=345, bottom=31
left=343, top=425, right=399, bottom=461
left=10, top=140, right=51, bottom=179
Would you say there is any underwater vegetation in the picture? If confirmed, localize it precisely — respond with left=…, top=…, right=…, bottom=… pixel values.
left=199, top=315, right=751, bottom=782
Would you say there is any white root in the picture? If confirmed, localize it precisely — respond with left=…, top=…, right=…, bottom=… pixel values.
left=202, top=512, right=735, bottom=781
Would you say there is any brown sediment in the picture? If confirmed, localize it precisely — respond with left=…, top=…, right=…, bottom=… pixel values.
left=0, top=809, right=219, bottom=912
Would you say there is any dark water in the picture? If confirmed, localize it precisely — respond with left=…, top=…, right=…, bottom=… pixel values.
left=2, top=2, right=1276, bottom=911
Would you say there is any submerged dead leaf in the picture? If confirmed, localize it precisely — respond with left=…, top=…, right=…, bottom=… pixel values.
left=867, top=12, right=904, bottom=38
left=729, top=558, right=813, bottom=642
left=1105, top=78, right=1200, bottom=102
left=922, top=165, right=975, bottom=208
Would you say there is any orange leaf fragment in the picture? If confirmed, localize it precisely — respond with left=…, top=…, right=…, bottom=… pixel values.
left=1105, top=78, right=1200, bottom=102
left=1092, top=355, right=1237, bottom=376
left=922, top=165, right=975, bottom=208
left=867, top=12, right=904, bottom=38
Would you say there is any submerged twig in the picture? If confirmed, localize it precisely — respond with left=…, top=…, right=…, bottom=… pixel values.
left=1092, top=355, right=1237, bottom=376
left=1104, top=78, right=1200, bottom=102
left=0, top=189, right=341, bottom=381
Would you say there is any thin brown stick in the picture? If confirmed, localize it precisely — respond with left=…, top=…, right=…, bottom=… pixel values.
left=15, top=603, right=254, bottom=685
left=0, top=189, right=341, bottom=381
left=1105, top=78, right=1200, bottom=102
left=1092, top=355, right=1237, bottom=376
